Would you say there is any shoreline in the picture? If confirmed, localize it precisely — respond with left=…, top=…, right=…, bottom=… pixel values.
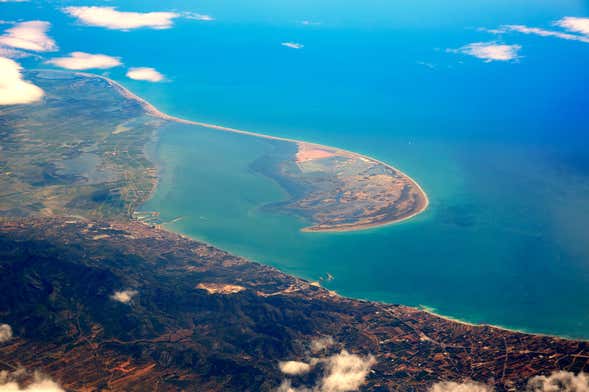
left=81, top=72, right=429, bottom=232
left=417, top=306, right=586, bottom=342
left=66, top=71, right=579, bottom=342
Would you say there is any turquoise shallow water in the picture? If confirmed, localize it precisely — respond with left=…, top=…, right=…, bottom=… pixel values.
left=4, top=0, right=589, bottom=338
left=142, top=122, right=589, bottom=339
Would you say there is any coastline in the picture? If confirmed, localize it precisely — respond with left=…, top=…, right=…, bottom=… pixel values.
left=417, top=305, right=585, bottom=342
left=69, top=71, right=581, bottom=342
left=82, top=72, right=430, bottom=232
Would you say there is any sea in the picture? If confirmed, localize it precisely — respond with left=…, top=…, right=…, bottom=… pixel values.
left=4, top=0, right=589, bottom=338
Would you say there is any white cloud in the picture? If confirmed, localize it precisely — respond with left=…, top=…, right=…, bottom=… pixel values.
left=126, top=67, right=164, bottom=82
left=0, top=57, right=44, bottom=105
left=450, top=42, right=521, bottom=62
left=429, top=381, right=493, bottom=392
left=429, top=372, right=589, bottom=392
left=282, top=42, right=304, bottom=49
left=310, top=336, right=334, bottom=354
left=0, top=370, right=64, bottom=392
left=110, top=289, right=138, bottom=304
left=0, top=46, right=31, bottom=59
left=527, top=371, right=589, bottom=392
left=319, top=350, right=375, bottom=392
left=0, top=324, right=12, bottom=343
left=279, top=361, right=312, bottom=376
left=275, top=349, right=375, bottom=392
left=417, top=61, right=436, bottom=70
left=300, top=20, right=321, bottom=26
left=183, top=12, right=214, bottom=21
left=47, top=52, right=122, bottom=70
left=63, top=6, right=180, bottom=30
left=0, top=21, right=57, bottom=52
left=275, top=380, right=309, bottom=392
left=556, top=17, right=589, bottom=36
left=481, top=17, right=589, bottom=45
left=276, top=379, right=306, bottom=392
left=488, top=25, right=589, bottom=44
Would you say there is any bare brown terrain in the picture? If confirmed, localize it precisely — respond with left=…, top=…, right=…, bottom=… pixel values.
left=0, top=217, right=587, bottom=391
left=292, top=143, right=429, bottom=232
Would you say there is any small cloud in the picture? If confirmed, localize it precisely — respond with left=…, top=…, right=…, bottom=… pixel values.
left=479, top=27, right=506, bottom=35
left=110, top=289, right=138, bottom=304
left=417, top=61, right=436, bottom=70
left=47, top=52, right=122, bottom=70
left=183, top=12, right=214, bottom=21
left=429, top=372, right=589, bottom=392
left=126, top=67, right=164, bottom=82
left=449, top=42, right=521, bottom=62
left=556, top=17, right=589, bottom=36
left=429, top=381, right=493, bottom=392
left=0, top=57, right=44, bottom=105
left=481, top=17, right=589, bottom=45
left=282, top=42, right=304, bottom=49
left=275, top=348, right=375, bottom=392
left=0, top=46, right=31, bottom=59
left=300, top=20, right=320, bottom=26
left=486, top=25, right=589, bottom=44
left=279, top=361, right=312, bottom=376
left=0, top=369, right=64, bottom=392
left=63, top=6, right=180, bottom=30
left=310, top=336, right=334, bottom=354
left=0, top=20, right=57, bottom=52
left=319, top=350, right=376, bottom=392
left=275, top=380, right=304, bottom=392
left=527, top=371, right=589, bottom=392
left=0, top=324, right=12, bottom=343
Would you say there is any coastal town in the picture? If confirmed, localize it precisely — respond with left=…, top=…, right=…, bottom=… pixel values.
left=0, top=217, right=586, bottom=390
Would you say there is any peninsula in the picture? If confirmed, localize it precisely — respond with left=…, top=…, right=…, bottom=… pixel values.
left=87, top=71, right=430, bottom=232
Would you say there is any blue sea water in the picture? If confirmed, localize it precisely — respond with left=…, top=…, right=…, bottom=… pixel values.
left=3, top=0, right=589, bottom=338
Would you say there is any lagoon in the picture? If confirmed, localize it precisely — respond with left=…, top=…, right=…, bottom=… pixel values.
left=142, top=119, right=589, bottom=339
